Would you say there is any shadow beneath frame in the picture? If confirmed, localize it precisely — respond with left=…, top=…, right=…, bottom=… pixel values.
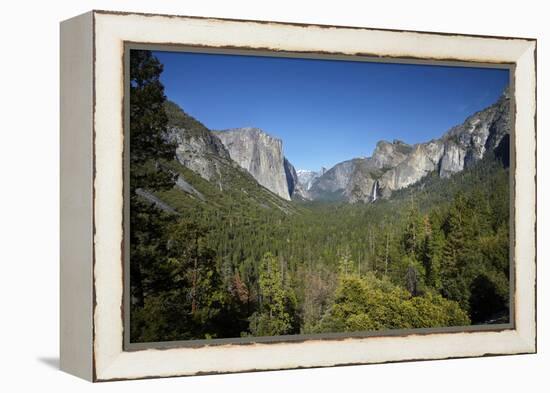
left=37, top=357, right=59, bottom=370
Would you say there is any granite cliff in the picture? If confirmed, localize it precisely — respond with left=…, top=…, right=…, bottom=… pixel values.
left=164, top=101, right=233, bottom=191
left=161, top=101, right=295, bottom=213
left=213, top=128, right=292, bottom=200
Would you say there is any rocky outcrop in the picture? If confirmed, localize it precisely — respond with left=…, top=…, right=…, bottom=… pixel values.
left=164, top=101, right=233, bottom=190
left=485, top=88, right=511, bottom=152
left=168, top=126, right=230, bottom=185
left=308, top=88, right=510, bottom=202
left=371, top=140, right=412, bottom=169
left=346, top=159, right=379, bottom=203
left=309, top=159, right=357, bottom=200
left=284, top=158, right=298, bottom=197
left=439, top=141, right=465, bottom=178
left=213, top=128, right=291, bottom=200
left=439, top=87, right=511, bottom=177
left=136, top=188, right=178, bottom=214
left=175, top=176, right=205, bottom=201
left=380, top=140, right=444, bottom=191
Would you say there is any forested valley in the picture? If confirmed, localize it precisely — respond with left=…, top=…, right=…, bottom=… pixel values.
left=129, top=50, right=510, bottom=343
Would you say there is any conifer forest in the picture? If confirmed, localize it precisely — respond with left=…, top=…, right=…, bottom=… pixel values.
left=129, top=50, right=511, bottom=343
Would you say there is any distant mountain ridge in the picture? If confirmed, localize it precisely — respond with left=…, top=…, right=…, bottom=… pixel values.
left=306, top=87, right=511, bottom=202
left=295, top=168, right=326, bottom=197
left=162, top=87, right=510, bottom=204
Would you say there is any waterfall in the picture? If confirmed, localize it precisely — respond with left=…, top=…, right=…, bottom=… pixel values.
left=372, top=180, right=379, bottom=202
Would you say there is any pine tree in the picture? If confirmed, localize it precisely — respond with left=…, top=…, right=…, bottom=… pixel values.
left=248, top=252, right=295, bottom=336
left=440, top=193, right=472, bottom=310
left=402, top=204, right=425, bottom=259
left=129, top=50, right=176, bottom=313
left=423, top=223, right=445, bottom=290
left=337, top=249, right=355, bottom=277
left=397, top=205, right=427, bottom=294
left=129, top=49, right=175, bottom=189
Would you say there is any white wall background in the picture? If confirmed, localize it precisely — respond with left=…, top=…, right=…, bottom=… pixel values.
left=0, top=0, right=546, bottom=391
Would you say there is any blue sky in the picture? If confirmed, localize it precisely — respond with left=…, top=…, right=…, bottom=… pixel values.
left=153, top=50, right=509, bottom=171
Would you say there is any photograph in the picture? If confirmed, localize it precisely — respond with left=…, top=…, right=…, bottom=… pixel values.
left=127, top=48, right=512, bottom=344
left=1, top=0, right=544, bottom=388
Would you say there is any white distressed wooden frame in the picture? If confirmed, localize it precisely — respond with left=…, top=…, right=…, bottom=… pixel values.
left=60, top=10, right=536, bottom=382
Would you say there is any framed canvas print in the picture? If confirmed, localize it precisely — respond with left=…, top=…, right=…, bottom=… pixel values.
left=60, top=10, right=537, bottom=381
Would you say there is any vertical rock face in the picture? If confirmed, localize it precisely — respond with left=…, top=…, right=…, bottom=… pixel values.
left=168, top=127, right=230, bottom=182
left=346, top=159, right=378, bottom=203
left=439, top=142, right=465, bottom=178
left=380, top=140, right=445, bottom=191
left=213, top=128, right=291, bottom=200
left=284, top=158, right=298, bottom=196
